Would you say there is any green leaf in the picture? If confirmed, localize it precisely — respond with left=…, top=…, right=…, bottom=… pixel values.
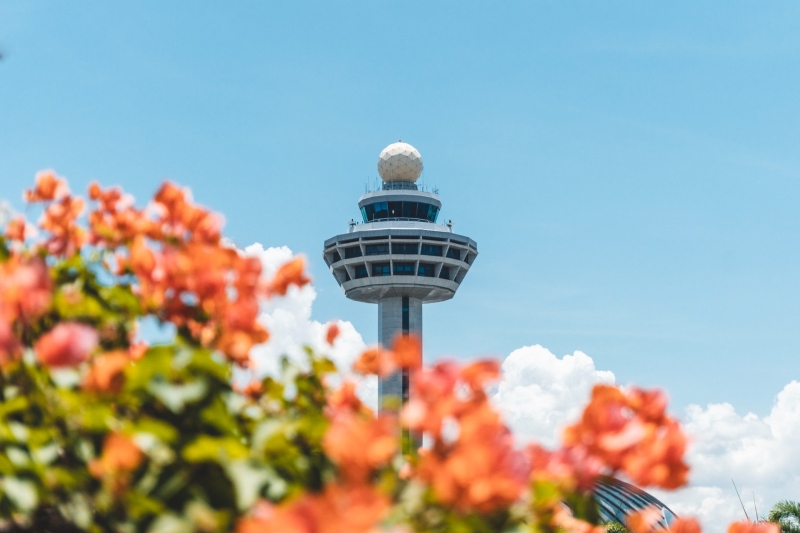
left=147, top=379, right=208, bottom=413
left=225, top=460, right=275, bottom=510
left=131, top=418, right=179, bottom=444
left=182, top=436, right=249, bottom=464
left=1, top=476, right=38, bottom=512
left=126, top=345, right=175, bottom=391
left=186, top=349, right=230, bottom=384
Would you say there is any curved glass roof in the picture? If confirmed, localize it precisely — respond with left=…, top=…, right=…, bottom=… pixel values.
left=594, top=477, right=677, bottom=529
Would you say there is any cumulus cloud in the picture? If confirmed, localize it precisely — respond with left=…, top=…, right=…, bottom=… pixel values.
left=492, top=345, right=615, bottom=447
left=654, top=381, right=800, bottom=532
left=241, top=243, right=376, bottom=407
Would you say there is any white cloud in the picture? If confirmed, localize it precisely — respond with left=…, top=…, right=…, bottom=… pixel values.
left=492, top=344, right=616, bottom=447
left=655, top=381, right=800, bottom=532
left=241, top=243, right=377, bottom=407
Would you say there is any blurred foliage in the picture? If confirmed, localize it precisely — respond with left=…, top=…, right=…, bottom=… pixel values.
left=0, top=172, right=718, bottom=533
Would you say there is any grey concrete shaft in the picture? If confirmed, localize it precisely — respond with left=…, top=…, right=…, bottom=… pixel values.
left=378, top=296, right=422, bottom=412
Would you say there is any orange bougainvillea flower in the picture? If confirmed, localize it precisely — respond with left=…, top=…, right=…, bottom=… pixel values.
left=398, top=357, right=528, bottom=513
left=24, top=170, right=68, bottom=202
left=323, top=411, right=397, bottom=483
left=561, top=384, right=689, bottom=490
left=626, top=508, right=663, bottom=533
left=83, top=351, right=131, bottom=393
left=552, top=506, right=607, bottom=533
left=353, top=346, right=396, bottom=377
left=728, top=522, right=779, bottom=533
left=238, top=380, right=264, bottom=399
left=391, top=334, right=421, bottom=370
left=670, top=517, right=702, bottom=533
left=24, top=172, right=88, bottom=257
left=4, top=216, right=26, bottom=241
left=267, top=257, right=311, bottom=296
left=0, top=256, right=52, bottom=323
left=413, top=400, right=528, bottom=513
left=115, top=184, right=269, bottom=366
left=239, top=484, right=388, bottom=533
left=35, top=322, right=98, bottom=367
left=526, top=443, right=603, bottom=492
left=88, top=182, right=155, bottom=247
left=459, top=359, right=500, bottom=390
left=237, top=500, right=312, bottom=533
left=327, top=381, right=370, bottom=416
left=325, top=322, right=340, bottom=346
left=0, top=313, right=20, bottom=365
left=89, top=433, right=143, bottom=494
left=352, top=334, right=422, bottom=378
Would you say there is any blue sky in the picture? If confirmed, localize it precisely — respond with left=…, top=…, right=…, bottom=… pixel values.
left=2, top=2, right=800, bottom=417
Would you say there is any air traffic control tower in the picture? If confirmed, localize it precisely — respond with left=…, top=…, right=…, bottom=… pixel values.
left=322, top=142, right=478, bottom=413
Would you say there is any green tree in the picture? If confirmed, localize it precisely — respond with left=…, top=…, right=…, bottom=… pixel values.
left=769, top=501, right=800, bottom=533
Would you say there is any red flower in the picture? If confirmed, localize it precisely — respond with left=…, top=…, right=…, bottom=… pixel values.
left=35, top=322, right=98, bottom=367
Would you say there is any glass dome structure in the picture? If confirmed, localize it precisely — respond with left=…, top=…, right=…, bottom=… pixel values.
left=594, top=477, right=677, bottom=528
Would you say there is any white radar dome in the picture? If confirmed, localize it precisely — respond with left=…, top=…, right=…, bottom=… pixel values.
left=377, top=142, right=423, bottom=183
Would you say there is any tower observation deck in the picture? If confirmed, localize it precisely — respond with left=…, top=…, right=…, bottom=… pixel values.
left=322, top=142, right=478, bottom=418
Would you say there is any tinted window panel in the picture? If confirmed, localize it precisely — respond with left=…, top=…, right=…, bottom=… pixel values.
left=365, top=243, right=389, bottom=256
left=402, top=202, right=413, bottom=218
left=344, top=246, right=362, bottom=259
left=392, top=243, right=418, bottom=254
left=439, top=266, right=450, bottom=279
left=372, top=263, right=390, bottom=277
left=354, top=265, right=368, bottom=279
left=428, top=205, right=439, bottom=222
left=421, top=244, right=442, bottom=256
left=418, top=263, right=435, bottom=277
left=373, top=202, right=388, bottom=219
left=446, top=248, right=461, bottom=260
left=388, top=202, right=402, bottom=218
left=332, top=251, right=341, bottom=262
left=394, top=263, right=415, bottom=275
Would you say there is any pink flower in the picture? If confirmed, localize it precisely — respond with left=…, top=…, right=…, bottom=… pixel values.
left=35, top=322, right=98, bottom=367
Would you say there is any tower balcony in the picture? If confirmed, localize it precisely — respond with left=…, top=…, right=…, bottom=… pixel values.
left=322, top=228, right=478, bottom=304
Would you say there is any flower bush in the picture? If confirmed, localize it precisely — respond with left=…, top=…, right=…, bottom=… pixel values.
left=0, top=172, right=777, bottom=533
